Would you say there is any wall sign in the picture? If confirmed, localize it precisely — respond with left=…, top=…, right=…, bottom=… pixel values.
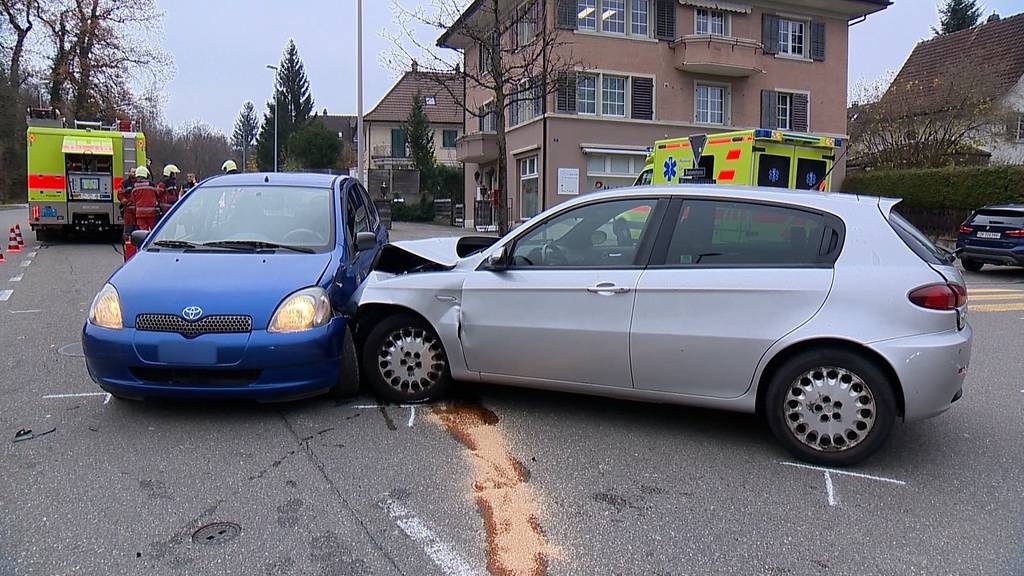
left=557, top=167, right=579, bottom=195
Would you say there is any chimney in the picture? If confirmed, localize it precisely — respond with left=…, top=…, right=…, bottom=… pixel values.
left=411, top=59, right=418, bottom=72
left=986, top=13, right=1000, bottom=23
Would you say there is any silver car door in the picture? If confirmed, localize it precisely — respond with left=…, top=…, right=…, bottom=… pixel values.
left=630, top=198, right=840, bottom=399
left=461, top=197, right=665, bottom=388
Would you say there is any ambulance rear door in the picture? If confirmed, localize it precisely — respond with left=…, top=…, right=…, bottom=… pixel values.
left=752, top=141, right=796, bottom=188
left=792, top=145, right=832, bottom=191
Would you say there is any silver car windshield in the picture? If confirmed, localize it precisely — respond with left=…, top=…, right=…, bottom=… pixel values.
left=150, top=185, right=334, bottom=251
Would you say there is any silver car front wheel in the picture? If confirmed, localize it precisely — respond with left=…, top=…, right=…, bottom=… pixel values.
left=378, top=327, right=447, bottom=395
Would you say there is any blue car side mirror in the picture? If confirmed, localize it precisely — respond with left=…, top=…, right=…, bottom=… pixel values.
left=355, top=231, right=377, bottom=252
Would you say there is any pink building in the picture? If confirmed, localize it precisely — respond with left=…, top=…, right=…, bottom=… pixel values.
left=440, top=0, right=890, bottom=228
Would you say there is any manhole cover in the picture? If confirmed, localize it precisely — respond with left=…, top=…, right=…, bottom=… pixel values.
left=191, top=522, right=241, bottom=545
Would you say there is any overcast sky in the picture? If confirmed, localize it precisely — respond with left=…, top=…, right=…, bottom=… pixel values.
left=162, top=0, right=1022, bottom=135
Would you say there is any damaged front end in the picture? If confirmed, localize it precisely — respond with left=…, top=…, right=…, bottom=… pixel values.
left=373, top=235, right=498, bottom=274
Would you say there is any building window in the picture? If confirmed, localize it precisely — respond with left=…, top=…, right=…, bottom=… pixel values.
left=695, top=83, right=727, bottom=125
left=779, top=18, right=806, bottom=57
left=586, top=153, right=644, bottom=191
left=1018, top=115, right=1024, bottom=141
left=424, top=96, right=436, bottom=105
left=602, top=0, right=625, bottom=33
left=511, top=78, right=543, bottom=126
left=519, top=156, right=539, bottom=219
left=577, top=0, right=597, bottom=30
left=695, top=8, right=726, bottom=35
left=390, top=128, right=407, bottom=158
left=777, top=92, right=791, bottom=130
left=602, top=75, right=626, bottom=117
left=631, top=0, right=649, bottom=36
left=442, top=130, right=458, bottom=148
left=479, top=102, right=496, bottom=132
left=516, top=1, right=537, bottom=47
left=577, top=73, right=597, bottom=114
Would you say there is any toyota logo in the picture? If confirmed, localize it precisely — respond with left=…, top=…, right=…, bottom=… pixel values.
left=182, top=306, right=203, bottom=321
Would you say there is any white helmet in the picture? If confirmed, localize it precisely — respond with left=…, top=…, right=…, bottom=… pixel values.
left=163, top=164, right=180, bottom=177
left=221, top=159, right=238, bottom=173
left=134, top=166, right=150, bottom=179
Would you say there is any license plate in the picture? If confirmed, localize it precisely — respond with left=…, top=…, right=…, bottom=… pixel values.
left=158, top=341, right=217, bottom=365
left=977, top=231, right=1001, bottom=239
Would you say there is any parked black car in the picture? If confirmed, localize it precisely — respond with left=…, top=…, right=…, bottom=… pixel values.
left=956, top=204, right=1024, bottom=271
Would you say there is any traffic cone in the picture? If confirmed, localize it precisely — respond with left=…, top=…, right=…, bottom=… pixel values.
left=0, top=249, right=6, bottom=264
left=14, top=224, right=24, bottom=247
left=7, top=227, right=21, bottom=252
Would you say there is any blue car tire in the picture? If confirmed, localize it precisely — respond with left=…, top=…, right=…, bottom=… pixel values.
left=329, top=325, right=361, bottom=398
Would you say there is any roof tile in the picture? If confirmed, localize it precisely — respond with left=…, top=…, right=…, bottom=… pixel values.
left=365, top=71, right=463, bottom=124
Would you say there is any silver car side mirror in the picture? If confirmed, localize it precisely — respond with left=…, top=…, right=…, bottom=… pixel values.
left=482, top=245, right=509, bottom=271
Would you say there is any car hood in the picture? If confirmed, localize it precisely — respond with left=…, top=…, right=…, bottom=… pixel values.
left=374, top=236, right=498, bottom=274
left=110, top=251, right=333, bottom=329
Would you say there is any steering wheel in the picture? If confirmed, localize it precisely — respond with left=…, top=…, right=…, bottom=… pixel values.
left=282, top=228, right=324, bottom=244
left=541, top=242, right=569, bottom=266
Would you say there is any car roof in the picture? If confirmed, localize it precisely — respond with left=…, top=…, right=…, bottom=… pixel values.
left=569, top=184, right=891, bottom=213
left=201, top=172, right=349, bottom=188
left=979, top=204, right=1024, bottom=211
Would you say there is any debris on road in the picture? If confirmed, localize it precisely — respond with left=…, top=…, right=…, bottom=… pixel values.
left=13, top=426, right=55, bottom=443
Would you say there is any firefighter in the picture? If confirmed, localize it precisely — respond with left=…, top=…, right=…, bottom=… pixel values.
left=158, top=164, right=181, bottom=216
left=118, top=171, right=137, bottom=239
left=221, top=159, right=239, bottom=174
left=131, top=166, right=160, bottom=231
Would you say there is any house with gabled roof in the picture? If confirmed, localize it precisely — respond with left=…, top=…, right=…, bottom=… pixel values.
left=362, top=67, right=464, bottom=171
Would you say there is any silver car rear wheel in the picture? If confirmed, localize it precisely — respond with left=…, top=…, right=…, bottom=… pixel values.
left=378, top=327, right=447, bottom=395
left=784, top=366, right=876, bottom=452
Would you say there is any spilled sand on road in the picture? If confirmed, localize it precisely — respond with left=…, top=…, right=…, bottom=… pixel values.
left=431, top=402, right=556, bottom=576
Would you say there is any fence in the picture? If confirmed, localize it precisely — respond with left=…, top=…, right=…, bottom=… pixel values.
left=432, top=198, right=465, bottom=227
left=895, top=206, right=972, bottom=240
left=473, top=201, right=515, bottom=232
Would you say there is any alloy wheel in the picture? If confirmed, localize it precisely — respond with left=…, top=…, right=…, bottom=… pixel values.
left=783, top=366, right=876, bottom=452
left=377, top=327, right=446, bottom=396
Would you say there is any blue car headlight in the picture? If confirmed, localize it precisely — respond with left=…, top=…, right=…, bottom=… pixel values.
left=88, top=283, right=123, bottom=330
left=268, top=287, right=331, bottom=333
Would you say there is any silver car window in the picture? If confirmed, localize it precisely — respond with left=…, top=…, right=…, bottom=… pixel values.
left=665, top=200, right=825, bottom=266
left=510, top=198, right=657, bottom=267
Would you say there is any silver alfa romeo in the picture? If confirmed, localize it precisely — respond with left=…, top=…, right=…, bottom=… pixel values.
left=354, top=186, right=971, bottom=466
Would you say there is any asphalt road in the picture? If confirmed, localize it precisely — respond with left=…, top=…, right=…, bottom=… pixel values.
left=0, top=209, right=1021, bottom=576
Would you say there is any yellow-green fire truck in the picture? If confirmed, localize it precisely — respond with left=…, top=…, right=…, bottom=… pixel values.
left=635, top=129, right=843, bottom=191
left=26, top=108, right=147, bottom=239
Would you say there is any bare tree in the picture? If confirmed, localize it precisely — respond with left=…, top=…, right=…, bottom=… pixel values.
left=387, top=0, right=583, bottom=234
left=35, top=0, right=169, bottom=120
left=0, top=0, right=33, bottom=89
left=849, top=62, right=1016, bottom=170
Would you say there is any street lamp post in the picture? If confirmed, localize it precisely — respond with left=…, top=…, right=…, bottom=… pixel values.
left=266, top=64, right=279, bottom=172
left=357, top=0, right=364, bottom=183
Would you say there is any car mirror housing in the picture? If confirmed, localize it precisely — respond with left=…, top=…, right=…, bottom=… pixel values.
left=355, top=231, right=377, bottom=252
left=481, top=245, right=509, bottom=271
left=130, top=229, right=149, bottom=248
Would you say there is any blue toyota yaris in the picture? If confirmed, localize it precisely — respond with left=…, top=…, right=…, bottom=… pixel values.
left=82, top=173, right=387, bottom=401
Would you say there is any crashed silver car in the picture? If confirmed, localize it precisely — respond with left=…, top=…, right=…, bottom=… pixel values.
left=354, top=186, right=971, bottom=465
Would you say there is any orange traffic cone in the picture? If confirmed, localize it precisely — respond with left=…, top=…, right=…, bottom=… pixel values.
left=0, top=249, right=6, bottom=264
left=14, top=224, right=24, bottom=247
left=7, top=227, right=21, bottom=252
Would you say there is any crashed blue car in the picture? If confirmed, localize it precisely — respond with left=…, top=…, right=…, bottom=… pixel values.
left=82, top=172, right=386, bottom=401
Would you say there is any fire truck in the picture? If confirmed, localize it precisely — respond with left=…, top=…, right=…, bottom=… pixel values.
left=26, top=108, right=147, bottom=240
left=636, top=129, right=843, bottom=191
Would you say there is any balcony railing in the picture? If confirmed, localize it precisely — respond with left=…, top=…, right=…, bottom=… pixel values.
left=371, top=144, right=408, bottom=159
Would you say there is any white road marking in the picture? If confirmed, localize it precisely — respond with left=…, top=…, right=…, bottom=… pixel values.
left=9, top=274, right=22, bottom=282
left=27, top=251, right=36, bottom=258
left=781, top=461, right=905, bottom=507
left=379, top=498, right=481, bottom=576
left=823, top=471, right=837, bottom=506
left=43, top=392, right=112, bottom=405
left=19, top=260, right=30, bottom=267
left=780, top=461, right=907, bottom=485
left=10, top=309, right=42, bottom=314
left=0, top=289, right=12, bottom=301
left=350, top=403, right=419, bottom=427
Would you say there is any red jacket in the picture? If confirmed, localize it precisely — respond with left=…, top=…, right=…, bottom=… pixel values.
left=131, top=179, right=160, bottom=226
left=117, top=181, right=136, bottom=226
left=157, top=178, right=179, bottom=214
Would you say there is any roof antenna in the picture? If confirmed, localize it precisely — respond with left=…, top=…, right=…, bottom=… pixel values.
left=264, top=175, right=270, bottom=183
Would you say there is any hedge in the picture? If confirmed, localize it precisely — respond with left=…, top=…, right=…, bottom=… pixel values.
left=841, top=166, right=1024, bottom=209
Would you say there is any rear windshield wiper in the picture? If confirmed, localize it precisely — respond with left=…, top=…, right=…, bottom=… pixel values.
left=151, top=239, right=198, bottom=249
left=201, top=240, right=316, bottom=254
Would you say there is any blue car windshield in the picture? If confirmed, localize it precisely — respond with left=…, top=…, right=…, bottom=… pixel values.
left=150, top=185, right=334, bottom=251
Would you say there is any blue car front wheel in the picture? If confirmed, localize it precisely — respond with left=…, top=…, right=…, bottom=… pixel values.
left=329, top=326, right=361, bottom=398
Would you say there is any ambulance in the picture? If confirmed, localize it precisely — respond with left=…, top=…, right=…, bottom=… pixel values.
left=635, top=129, right=843, bottom=191
left=26, top=108, right=147, bottom=240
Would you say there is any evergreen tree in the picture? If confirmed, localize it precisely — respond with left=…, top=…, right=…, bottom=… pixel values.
left=934, top=0, right=982, bottom=35
left=289, top=120, right=341, bottom=170
left=403, top=92, right=435, bottom=193
left=256, top=39, right=315, bottom=170
left=231, top=101, right=259, bottom=172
